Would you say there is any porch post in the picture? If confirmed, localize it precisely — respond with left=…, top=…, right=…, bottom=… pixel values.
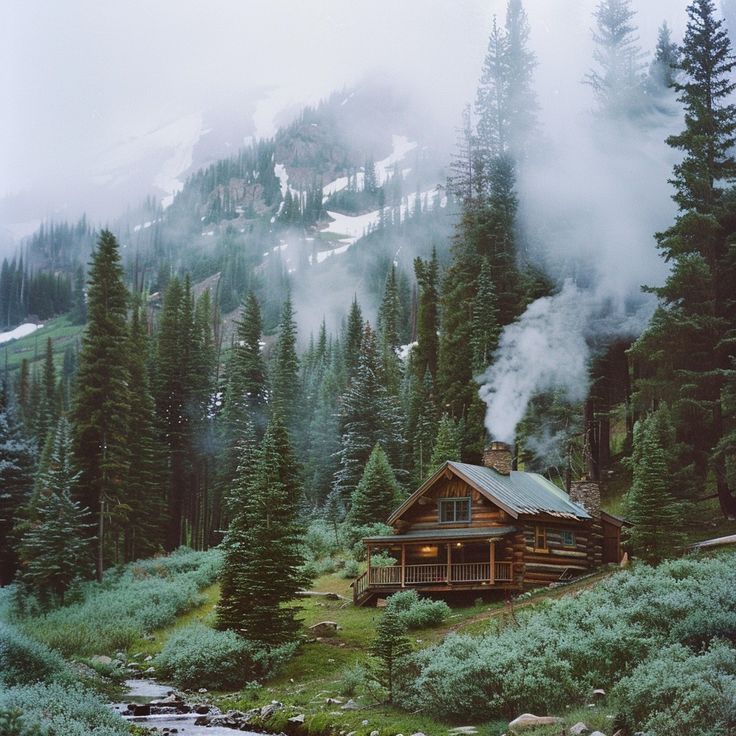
left=367, top=543, right=372, bottom=584
left=400, top=544, right=406, bottom=587
left=447, top=543, right=452, bottom=584
left=489, top=540, right=495, bottom=584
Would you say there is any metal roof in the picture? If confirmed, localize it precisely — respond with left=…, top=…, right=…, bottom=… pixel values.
left=365, top=525, right=517, bottom=544
left=447, top=462, right=591, bottom=520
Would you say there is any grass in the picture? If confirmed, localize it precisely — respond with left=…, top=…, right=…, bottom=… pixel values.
left=1, top=315, right=84, bottom=372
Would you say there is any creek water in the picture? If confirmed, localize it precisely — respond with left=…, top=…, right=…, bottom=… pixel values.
left=112, top=678, right=259, bottom=736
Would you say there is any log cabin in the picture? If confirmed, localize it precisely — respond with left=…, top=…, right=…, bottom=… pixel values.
left=352, top=442, right=623, bottom=606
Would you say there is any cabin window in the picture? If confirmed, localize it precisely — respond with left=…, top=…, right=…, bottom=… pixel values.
left=534, top=526, right=547, bottom=551
left=439, top=497, right=471, bottom=523
left=561, top=530, right=576, bottom=547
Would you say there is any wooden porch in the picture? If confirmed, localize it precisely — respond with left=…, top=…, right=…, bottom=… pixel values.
left=352, top=535, right=518, bottom=605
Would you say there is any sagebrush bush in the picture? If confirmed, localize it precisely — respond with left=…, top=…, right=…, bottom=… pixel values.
left=0, top=682, right=128, bottom=736
left=155, top=623, right=297, bottom=690
left=386, top=590, right=451, bottom=629
left=400, top=554, right=736, bottom=721
left=15, top=547, right=221, bottom=657
left=303, top=520, right=340, bottom=560
left=339, top=663, right=366, bottom=696
left=0, top=621, right=72, bottom=687
left=613, top=640, right=736, bottom=736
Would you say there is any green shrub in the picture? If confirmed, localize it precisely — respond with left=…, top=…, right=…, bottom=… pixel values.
left=303, top=519, right=340, bottom=559
left=613, top=640, right=736, bottom=736
left=386, top=590, right=451, bottom=629
left=400, top=554, right=736, bottom=721
left=340, top=559, right=362, bottom=579
left=339, top=663, right=366, bottom=696
left=371, top=551, right=398, bottom=567
left=0, top=682, right=128, bottom=736
left=345, top=522, right=393, bottom=560
left=155, top=623, right=296, bottom=690
left=0, top=622, right=71, bottom=687
left=16, top=548, right=221, bottom=657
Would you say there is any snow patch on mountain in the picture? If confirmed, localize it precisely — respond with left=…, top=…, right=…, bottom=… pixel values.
left=274, top=164, right=290, bottom=198
left=0, top=323, right=41, bottom=344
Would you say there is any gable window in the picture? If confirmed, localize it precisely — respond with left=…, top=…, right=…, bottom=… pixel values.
left=561, top=530, right=576, bottom=547
left=439, top=497, right=471, bottom=523
left=534, top=525, right=547, bottom=551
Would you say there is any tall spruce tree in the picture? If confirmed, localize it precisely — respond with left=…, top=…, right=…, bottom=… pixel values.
left=370, top=608, right=411, bottom=704
left=217, top=414, right=307, bottom=645
left=17, top=417, right=93, bottom=604
left=71, top=230, right=130, bottom=580
left=271, top=295, right=300, bottom=427
left=349, top=443, right=403, bottom=526
left=430, top=414, right=462, bottom=473
left=471, top=258, right=501, bottom=373
left=413, top=250, right=440, bottom=381
left=0, top=384, right=35, bottom=585
left=625, top=413, right=683, bottom=562
left=634, top=0, right=736, bottom=516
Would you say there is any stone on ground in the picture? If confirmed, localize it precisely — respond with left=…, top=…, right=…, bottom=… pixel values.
left=508, top=713, right=562, bottom=732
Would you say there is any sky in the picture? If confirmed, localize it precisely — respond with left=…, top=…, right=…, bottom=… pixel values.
left=1, top=0, right=689, bottom=233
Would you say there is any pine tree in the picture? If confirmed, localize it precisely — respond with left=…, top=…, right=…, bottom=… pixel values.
left=348, top=444, right=403, bottom=527
left=625, top=413, right=683, bottom=563
left=69, top=264, right=87, bottom=325
left=471, top=258, right=501, bottom=373
left=634, top=0, right=736, bottom=516
left=377, top=266, right=403, bottom=395
left=333, top=323, right=404, bottom=507
left=343, top=297, right=364, bottom=385
left=585, top=0, right=648, bottom=119
left=218, top=415, right=308, bottom=644
left=0, top=385, right=35, bottom=585
left=271, top=295, right=300, bottom=427
left=647, top=21, right=680, bottom=94
left=36, top=338, right=56, bottom=446
left=71, top=230, right=130, bottom=580
left=17, top=417, right=94, bottom=603
left=124, top=303, right=165, bottom=559
left=413, top=250, right=439, bottom=381
left=430, top=414, right=462, bottom=473
left=370, top=608, right=411, bottom=703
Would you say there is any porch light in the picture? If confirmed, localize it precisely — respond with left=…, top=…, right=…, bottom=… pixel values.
left=456, top=542, right=462, bottom=547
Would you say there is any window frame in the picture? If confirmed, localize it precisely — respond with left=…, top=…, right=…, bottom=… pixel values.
left=438, top=497, right=472, bottom=524
left=534, top=525, right=548, bottom=552
left=560, top=530, right=576, bottom=548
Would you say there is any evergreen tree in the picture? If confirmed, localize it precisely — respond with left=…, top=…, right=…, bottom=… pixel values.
left=124, top=303, right=165, bottom=559
left=217, top=415, right=308, bottom=645
left=370, top=608, right=411, bottom=703
left=430, top=414, right=462, bottom=473
left=625, top=413, right=683, bottom=563
left=377, top=266, right=403, bottom=395
left=333, top=323, right=404, bottom=508
left=271, top=295, right=300, bottom=427
left=648, top=21, right=680, bottom=94
left=17, top=417, right=93, bottom=603
left=69, top=264, right=87, bottom=325
left=349, top=444, right=403, bottom=526
left=0, top=385, right=35, bottom=585
left=471, top=258, right=501, bottom=373
left=634, top=0, right=736, bottom=516
left=413, top=250, right=439, bottom=381
left=343, top=297, right=364, bottom=385
left=585, top=0, right=648, bottom=119
left=71, top=230, right=130, bottom=580
left=36, top=338, right=56, bottom=446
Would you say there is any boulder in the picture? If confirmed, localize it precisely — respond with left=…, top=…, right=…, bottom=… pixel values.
left=325, top=697, right=344, bottom=704
left=589, top=732, right=607, bottom=736
left=90, top=655, right=112, bottom=666
left=260, top=702, right=283, bottom=719
left=195, top=704, right=211, bottom=715
left=127, top=703, right=151, bottom=716
left=309, top=621, right=340, bottom=637
left=592, top=689, right=606, bottom=699
left=341, top=699, right=360, bottom=711
left=448, top=728, right=478, bottom=735
left=370, top=731, right=380, bottom=736
left=508, top=714, right=562, bottom=732
left=289, top=714, right=306, bottom=724
left=569, top=723, right=589, bottom=735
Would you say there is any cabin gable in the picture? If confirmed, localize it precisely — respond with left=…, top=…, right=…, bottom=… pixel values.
left=391, top=469, right=511, bottom=532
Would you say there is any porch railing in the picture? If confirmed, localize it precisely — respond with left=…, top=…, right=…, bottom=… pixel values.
left=367, top=562, right=514, bottom=587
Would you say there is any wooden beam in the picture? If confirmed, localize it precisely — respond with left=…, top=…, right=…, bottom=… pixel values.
left=400, top=544, right=406, bottom=588
left=447, top=543, right=452, bottom=584
left=367, top=543, right=371, bottom=584
left=489, top=540, right=495, bottom=584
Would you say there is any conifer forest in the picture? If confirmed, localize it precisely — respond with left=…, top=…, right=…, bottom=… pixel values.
left=2, top=2, right=736, bottom=735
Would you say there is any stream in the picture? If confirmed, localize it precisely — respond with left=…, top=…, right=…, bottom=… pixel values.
left=112, top=679, right=261, bottom=736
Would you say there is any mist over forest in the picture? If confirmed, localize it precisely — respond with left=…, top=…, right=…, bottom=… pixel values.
left=2, top=2, right=736, bottom=735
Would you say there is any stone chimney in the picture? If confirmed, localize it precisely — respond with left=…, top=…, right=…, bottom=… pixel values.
left=569, top=478, right=601, bottom=518
left=483, top=441, right=513, bottom=475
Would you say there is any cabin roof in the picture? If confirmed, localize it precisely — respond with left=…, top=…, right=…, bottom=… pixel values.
left=388, top=461, right=591, bottom=524
left=365, top=525, right=518, bottom=544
